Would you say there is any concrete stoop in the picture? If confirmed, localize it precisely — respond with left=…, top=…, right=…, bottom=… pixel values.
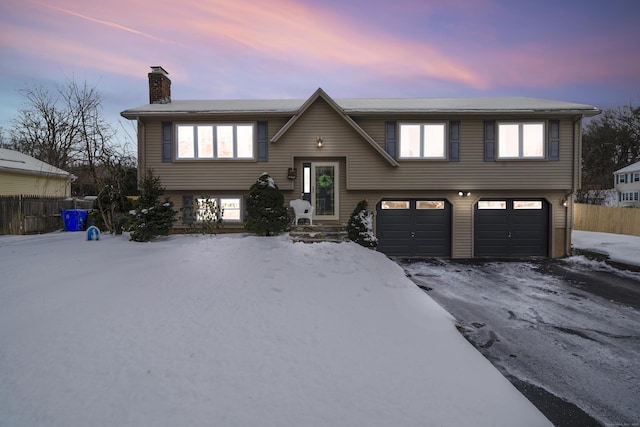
left=289, top=224, right=349, bottom=243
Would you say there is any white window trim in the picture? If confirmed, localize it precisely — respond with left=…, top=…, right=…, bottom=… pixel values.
left=497, top=122, right=545, bottom=159
left=176, top=123, right=255, bottom=160
left=398, top=122, right=447, bottom=159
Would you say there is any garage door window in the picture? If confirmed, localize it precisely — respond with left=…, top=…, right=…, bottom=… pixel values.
left=478, top=201, right=506, bottom=209
left=514, top=201, right=543, bottom=209
left=381, top=201, right=410, bottom=209
left=417, top=200, right=445, bottom=209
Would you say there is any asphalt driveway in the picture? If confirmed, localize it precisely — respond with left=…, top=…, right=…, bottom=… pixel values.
left=398, top=256, right=640, bottom=427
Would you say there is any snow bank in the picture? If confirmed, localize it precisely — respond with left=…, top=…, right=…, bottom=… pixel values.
left=0, top=232, right=551, bottom=426
left=573, top=230, right=640, bottom=267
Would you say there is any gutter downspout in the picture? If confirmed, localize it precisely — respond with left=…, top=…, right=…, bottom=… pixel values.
left=138, top=117, right=145, bottom=190
left=567, top=116, right=583, bottom=256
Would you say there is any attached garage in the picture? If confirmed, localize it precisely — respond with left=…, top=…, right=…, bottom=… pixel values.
left=376, top=199, right=451, bottom=257
left=474, top=199, right=549, bottom=257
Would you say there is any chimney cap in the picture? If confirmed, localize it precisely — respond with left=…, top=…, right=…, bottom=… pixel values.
left=150, top=66, right=169, bottom=75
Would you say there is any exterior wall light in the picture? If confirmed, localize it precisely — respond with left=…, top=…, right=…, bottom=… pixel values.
left=562, top=198, right=568, bottom=207
left=458, top=191, right=471, bottom=197
left=316, top=137, right=323, bottom=148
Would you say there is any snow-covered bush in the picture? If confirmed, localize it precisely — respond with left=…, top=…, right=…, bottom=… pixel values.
left=347, top=200, right=378, bottom=248
left=244, top=173, right=289, bottom=236
left=129, top=170, right=176, bottom=242
left=182, top=196, right=224, bottom=235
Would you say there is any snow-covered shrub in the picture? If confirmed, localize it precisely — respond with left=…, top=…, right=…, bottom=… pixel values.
left=347, top=200, right=378, bottom=248
left=182, top=196, right=224, bottom=235
left=244, top=173, right=289, bottom=236
left=130, top=170, right=176, bottom=242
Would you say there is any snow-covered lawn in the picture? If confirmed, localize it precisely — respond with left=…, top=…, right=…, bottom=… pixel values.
left=0, top=232, right=550, bottom=426
left=572, top=230, right=640, bottom=267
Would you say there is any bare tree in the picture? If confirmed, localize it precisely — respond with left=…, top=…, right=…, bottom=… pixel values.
left=9, top=79, right=138, bottom=233
left=10, top=84, right=80, bottom=169
left=582, top=103, right=640, bottom=191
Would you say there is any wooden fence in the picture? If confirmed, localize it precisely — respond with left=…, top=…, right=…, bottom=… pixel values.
left=574, top=203, right=640, bottom=237
left=0, top=195, right=93, bottom=235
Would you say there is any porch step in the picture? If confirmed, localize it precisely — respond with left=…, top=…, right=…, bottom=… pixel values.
left=289, top=224, right=349, bottom=243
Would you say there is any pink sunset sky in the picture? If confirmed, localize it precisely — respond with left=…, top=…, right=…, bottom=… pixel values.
left=1, top=0, right=639, bottom=142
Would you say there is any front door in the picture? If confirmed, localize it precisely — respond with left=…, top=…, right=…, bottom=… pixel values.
left=311, top=162, right=339, bottom=220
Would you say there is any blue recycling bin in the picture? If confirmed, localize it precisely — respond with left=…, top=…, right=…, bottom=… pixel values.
left=61, top=209, right=89, bottom=231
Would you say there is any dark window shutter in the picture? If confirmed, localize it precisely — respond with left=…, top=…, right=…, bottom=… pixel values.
left=385, top=121, right=397, bottom=159
left=548, top=120, right=560, bottom=161
left=449, top=121, right=460, bottom=162
left=162, top=122, right=172, bottom=163
left=484, top=121, right=496, bottom=161
left=257, top=121, right=268, bottom=162
left=182, top=195, right=193, bottom=224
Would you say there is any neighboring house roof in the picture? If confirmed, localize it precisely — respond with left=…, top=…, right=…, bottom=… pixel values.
left=0, top=148, right=76, bottom=180
left=120, top=91, right=601, bottom=118
left=614, top=160, right=640, bottom=174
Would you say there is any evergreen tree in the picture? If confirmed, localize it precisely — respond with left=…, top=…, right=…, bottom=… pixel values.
left=347, top=200, right=378, bottom=248
left=130, top=170, right=176, bottom=242
left=244, top=173, right=289, bottom=236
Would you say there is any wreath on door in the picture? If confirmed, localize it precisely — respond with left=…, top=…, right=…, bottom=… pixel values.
left=318, top=174, right=333, bottom=189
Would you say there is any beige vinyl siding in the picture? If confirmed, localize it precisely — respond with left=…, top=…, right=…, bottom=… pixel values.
left=142, top=116, right=291, bottom=191
left=0, top=171, right=71, bottom=197
left=137, top=97, right=580, bottom=257
left=349, top=118, right=577, bottom=191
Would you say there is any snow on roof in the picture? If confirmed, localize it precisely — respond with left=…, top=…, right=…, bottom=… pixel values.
left=0, top=148, right=75, bottom=179
left=121, top=95, right=600, bottom=118
left=337, top=96, right=600, bottom=115
left=614, top=160, right=640, bottom=174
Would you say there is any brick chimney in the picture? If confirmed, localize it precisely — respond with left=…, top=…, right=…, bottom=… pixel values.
left=148, top=66, right=171, bottom=104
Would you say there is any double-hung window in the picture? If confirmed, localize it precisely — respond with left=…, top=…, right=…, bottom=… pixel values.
left=497, top=122, right=544, bottom=159
left=176, top=124, right=254, bottom=160
left=399, top=123, right=446, bottom=159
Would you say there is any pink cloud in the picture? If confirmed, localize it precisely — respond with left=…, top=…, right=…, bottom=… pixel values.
left=180, top=0, right=487, bottom=88
left=36, top=2, right=168, bottom=43
left=5, top=0, right=636, bottom=94
left=8, top=0, right=484, bottom=89
left=0, top=22, right=151, bottom=79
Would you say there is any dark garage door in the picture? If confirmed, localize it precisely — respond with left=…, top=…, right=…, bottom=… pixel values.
left=474, top=199, right=549, bottom=257
left=376, top=199, right=451, bottom=257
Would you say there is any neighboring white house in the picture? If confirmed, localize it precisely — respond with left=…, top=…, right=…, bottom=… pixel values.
left=614, top=160, right=640, bottom=207
left=0, top=148, right=76, bottom=197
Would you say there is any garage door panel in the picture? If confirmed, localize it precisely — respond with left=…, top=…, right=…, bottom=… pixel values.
left=377, top=199, right=451, bottom=257
left=474, top=199, right=548, bottom=257
left=476, top=216, right=508, bottom=226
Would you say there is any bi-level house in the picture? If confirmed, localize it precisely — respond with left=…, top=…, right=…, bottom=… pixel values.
left=613, top=160, right=640, bottom=207
left=121, top=67, right=600, bottom=258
